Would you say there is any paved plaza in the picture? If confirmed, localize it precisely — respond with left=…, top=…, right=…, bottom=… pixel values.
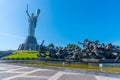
left=0, top=63, right=119, bottom=80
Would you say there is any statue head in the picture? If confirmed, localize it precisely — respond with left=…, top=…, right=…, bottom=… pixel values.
left=31, top=13, right=34, bottom=17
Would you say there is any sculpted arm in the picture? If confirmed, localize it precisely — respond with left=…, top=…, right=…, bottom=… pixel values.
left=26, top=10, right=30, bottom=17
left=26, top=4, right=30, bottom=17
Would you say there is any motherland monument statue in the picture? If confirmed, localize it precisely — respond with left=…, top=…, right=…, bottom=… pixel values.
left=26, top=4, right=40, bottom=37
left=18, top=5, right=40, bottom=50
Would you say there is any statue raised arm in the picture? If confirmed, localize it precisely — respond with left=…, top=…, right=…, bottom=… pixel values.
left=40, top=40, right=44, bottom=46
left=78, top=41, right=84, bottom=45
left=26, top=4, right=30, bottom=17
left=26, top=4, right=40, bottom=36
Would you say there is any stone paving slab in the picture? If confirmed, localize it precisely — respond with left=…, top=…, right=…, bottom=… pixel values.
left=14, top=67, right=36, bottom=72
left=0, top=73, right=21, bottom=80
left=95, top=76, right=120, bottom=80
left=27, top=70, right=58, bottom=76
left=6, top=66, right=22, bottom=69
left=0, top=63, right=120, bottom=80
left=58, top=74, right=97, bottom=80
left=0, top=69, right=6, bottom=71
left=11, top=77, right=48, bottom=80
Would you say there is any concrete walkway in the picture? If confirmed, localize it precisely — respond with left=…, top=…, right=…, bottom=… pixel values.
left=0, top=63, right=119, bottom=80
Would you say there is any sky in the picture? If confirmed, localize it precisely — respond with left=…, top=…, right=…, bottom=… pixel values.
left=0, top=0, right=120, bottom=50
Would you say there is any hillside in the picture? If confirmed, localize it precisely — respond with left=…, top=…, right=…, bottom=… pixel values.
left=3, top=50, right=39, bottom=59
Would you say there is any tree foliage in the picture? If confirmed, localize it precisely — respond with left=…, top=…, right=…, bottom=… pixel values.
left=48, top=43, right=54, bottom=48
left=66, top=44, right=81, bottom=51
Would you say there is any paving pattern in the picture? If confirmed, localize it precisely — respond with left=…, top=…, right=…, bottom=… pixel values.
left=0, top=63, right=119, bottom=80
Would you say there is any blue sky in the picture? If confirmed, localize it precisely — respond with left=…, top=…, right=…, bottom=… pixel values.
left=0, top=0, right=120, bottom=50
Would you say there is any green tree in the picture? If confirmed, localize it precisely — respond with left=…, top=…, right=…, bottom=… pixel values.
left=48, top=43, right=55, bottom=48
left=66, top=44, right=81, bottom=51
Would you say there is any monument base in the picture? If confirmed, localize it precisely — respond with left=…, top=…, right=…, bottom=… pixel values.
left=18, top=36, right=39, bottom=50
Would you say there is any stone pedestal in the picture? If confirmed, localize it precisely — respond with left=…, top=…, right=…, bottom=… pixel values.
left=18, top=36, right=39, bottom=50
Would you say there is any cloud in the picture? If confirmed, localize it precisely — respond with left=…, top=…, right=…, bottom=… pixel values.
left=0, top=32, right=24, bottom=40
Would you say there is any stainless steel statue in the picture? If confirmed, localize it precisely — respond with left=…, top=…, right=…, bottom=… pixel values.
left=18, top=5, right=40, bottom=50
left=26, top=4, right=40, bottom=36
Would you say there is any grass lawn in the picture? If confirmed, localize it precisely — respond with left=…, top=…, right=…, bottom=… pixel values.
left=3, top=50, right=39, bottom=59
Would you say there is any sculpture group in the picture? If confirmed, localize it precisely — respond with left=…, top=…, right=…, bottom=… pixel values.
left=37, top=40, right=81, bottom=61
left=78, top=39, right=120, bottom=62
left=37, top=39, right=120, bottom=63
left=18, top=5, right=120, bottom=63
